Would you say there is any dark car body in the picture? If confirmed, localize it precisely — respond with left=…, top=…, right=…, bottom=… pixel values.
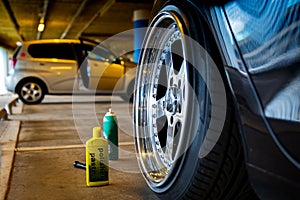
left=137, top=0, right=300, bottom=199
left=216, top=1, right=300, bottom=198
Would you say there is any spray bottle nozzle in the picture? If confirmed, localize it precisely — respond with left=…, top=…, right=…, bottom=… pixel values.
left=73, top=161, right=86, bottom=170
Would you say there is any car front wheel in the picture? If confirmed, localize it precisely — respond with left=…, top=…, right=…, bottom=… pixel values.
left=133, top=3, right=257, bottom=200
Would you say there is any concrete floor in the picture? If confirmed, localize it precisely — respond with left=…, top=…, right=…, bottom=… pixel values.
left=1, top=95, right=159, bottom=200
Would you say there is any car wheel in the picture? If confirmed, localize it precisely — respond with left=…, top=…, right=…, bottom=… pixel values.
left=134, top=3, right=257, bottom=200
left=17, top=79, right=45, bottom=105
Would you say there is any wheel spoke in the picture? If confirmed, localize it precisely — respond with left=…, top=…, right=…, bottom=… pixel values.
left=166, top=60, right=175, bottom=85
left=177, top=61, right=186, bottom=86
left=156, top=96, right=166, bottom=118
left=164, top=50, right=173, bottom=70
left=22, top=87, right=29, bottom=93
left=165, top=125, right=175, bottom=162
left=177, top=61, right=186, bottom=105
left=23, top=94, right=30, bottom=100
left=33, top=89, right=41, bottom=96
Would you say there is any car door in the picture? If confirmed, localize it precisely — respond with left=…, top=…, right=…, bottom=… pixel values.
left=87, top=46, right=125, bottom=92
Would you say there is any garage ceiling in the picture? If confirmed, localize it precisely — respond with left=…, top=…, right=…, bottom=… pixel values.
left=0, top=0, right=153, bottom=50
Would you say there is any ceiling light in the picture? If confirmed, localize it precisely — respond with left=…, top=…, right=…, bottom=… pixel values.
left=16, top=41, right=22, bottom=46
left=38, top=23, right=45, bottom=32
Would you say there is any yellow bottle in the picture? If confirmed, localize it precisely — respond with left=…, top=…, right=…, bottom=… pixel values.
left=86, top=127, right=109, bottom=186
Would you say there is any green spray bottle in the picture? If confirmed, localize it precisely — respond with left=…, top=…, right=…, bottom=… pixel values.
left=103, top=108, right=118, bottom=160
left=85, top=127, right=109, bottom=186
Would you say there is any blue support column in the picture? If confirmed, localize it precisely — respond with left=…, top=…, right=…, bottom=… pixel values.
left=133, top=9, right=149, bottom=63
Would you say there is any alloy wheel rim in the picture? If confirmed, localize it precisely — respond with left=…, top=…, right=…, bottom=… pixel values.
left=21, top=82, right=42, bottom=103
left=135, top=12, right=194, bottom=189
left=150, top=29, right=186, bottom=168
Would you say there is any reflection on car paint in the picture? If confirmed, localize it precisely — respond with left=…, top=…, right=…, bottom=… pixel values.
left=224, top=0, right=300, bottom=121
left=265, top=74, right=300, bottom=122
left=224, top=0, right=300, bottom=170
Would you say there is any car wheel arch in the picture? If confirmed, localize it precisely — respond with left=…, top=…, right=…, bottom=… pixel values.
left=16, top=77, right=49, bottom=95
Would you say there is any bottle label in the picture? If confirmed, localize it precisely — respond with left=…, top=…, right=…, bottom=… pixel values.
left=103, top=116, right=119, bottom=160
left=88, top=147, right=108, bottom=182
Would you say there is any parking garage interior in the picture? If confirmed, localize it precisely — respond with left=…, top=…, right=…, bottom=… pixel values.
left=0, top=0, right=153, bottom=93
left=0, top=0, right=155, bottom=199
left=2, top=0, right=300, bottom=199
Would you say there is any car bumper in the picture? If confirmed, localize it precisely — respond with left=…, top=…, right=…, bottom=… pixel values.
left=5, top=75, right=17, bottom=92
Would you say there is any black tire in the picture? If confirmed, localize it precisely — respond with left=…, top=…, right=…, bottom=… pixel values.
left=17, top=79, right=46, bottom=105
left=133, top=2, right=257, bottom=200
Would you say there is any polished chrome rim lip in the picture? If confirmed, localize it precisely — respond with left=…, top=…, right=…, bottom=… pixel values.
left=21, top=82, right=42, bottom=103
left=134, top=11, right=193, bottom=190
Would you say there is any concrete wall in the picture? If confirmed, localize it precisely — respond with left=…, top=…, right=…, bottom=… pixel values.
left=0, top=47, right=9, bottom=94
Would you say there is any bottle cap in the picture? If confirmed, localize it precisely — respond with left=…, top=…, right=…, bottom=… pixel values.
left=93, top=127, right=101, bottom=138
left=106, top=108, right=116, bottom=116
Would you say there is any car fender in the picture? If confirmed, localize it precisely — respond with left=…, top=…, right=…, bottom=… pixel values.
left=12, top=70, right=49, bottom=94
